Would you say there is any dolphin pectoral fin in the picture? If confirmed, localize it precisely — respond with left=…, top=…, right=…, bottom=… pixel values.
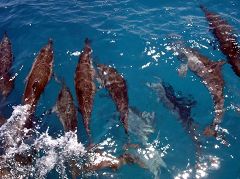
left=178, top=63, right=188, bottom=77
left=203, top=125, right=217, bottom=137
left=209, top=60, right=226, bottom=69
left=120, top=153, right=147, bottom=169
left=203, top=123, right=229, bottom=143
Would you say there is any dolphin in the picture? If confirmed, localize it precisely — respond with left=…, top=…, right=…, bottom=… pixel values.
left=97, top=64, right=129, bottom=134
left=53, top=82, right=77, bottom=132
left=23, top=39, right=54, bottom=127
left=147, top=81, right=201, bottom=149
left=0, top=32, right=14, bottom=98
left=172, top=44, right=225, bottom=137
left=200, top=5, right=240, bottom=77
left=74, top=38, right=96, bottom=143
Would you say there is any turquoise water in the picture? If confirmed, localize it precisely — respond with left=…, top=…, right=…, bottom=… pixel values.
left=1, top=0, right=240, bottom=178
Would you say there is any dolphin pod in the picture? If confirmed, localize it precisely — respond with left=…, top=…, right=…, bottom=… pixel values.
left=0, top=4, right=240, bottom=176
left=0, top=32, right=14, bottom=98
left=0, top=36, right=144, bottom=178
left=53, top=82, right=143, bottom=177
left=200, top=5, right=240, bottom=78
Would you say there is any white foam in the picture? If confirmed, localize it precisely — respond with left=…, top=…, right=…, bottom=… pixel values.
left=70, top=51, right=81, bottom=56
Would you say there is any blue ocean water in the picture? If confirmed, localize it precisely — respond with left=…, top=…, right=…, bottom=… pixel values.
left=1, top=0, right=240, bottom=178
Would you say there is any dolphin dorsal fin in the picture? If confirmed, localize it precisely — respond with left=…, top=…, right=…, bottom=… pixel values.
left=209, top=60, right=226, bottom=69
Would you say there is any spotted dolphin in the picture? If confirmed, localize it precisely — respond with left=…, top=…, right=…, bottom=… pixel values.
left=53, top=82, right=78, bottom=132
left=173, top=45, right=225, bottom=137
left=74, top=38, right=96, bottom=143
left=200, top=5, right=240, bottom=77
left=0, top=32, right=14, bottom=98
left=97, top=64, right=129, bottom=134
left=23, top=39, right=54, bottom=126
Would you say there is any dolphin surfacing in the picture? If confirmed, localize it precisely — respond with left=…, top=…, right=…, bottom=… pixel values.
left=173, top=45, right=225, bottom=137
left=0, top=32, right=14, bottom=98
left=74, top=38, right=96, bottom=142
left=97, top=64, right=129, bottom=134
left=200, top=5, right=240, bottom=77
left=23, top=39, right=54, bottom=127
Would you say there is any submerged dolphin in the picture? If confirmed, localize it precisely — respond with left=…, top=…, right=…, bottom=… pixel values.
left=0, top=32, right=14, bottom=98
left=147, top=80, right=202, bottom=177
left=173, top=45, right=225, bottom=137
left=23, top=39, right=54, bottom=127
left=97, top=64, right=129, bottom=134
left=147, top=81, right=201, bottom=148
left=53, top=82, right=78, bottom=132
left=74, top=38, right=96, bottom=142
left=200, top=5, right=240, bottom=77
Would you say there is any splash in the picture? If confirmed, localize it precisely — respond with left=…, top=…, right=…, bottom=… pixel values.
left=134, top=138, right=168, bottom=179
left=0, top=104, right=31, bottom=152
left=0, top=104, right=86, bottom=178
